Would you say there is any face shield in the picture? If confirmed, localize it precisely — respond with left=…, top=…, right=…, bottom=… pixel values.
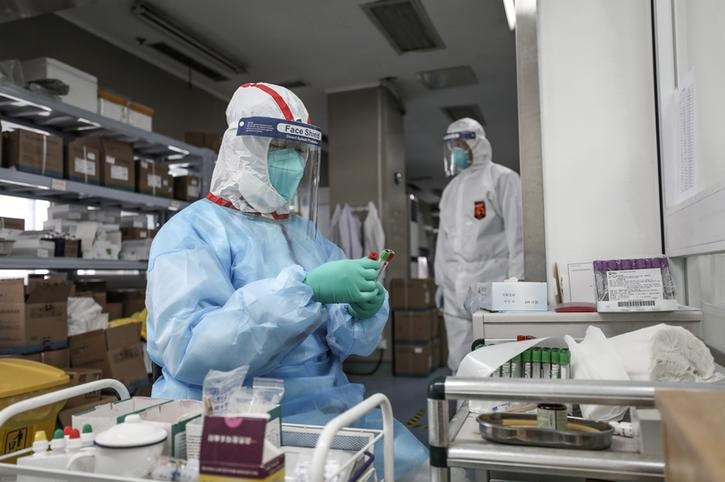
left=443, top=130, right=476, bottom=176
left=234, top=116, right=322, bottom=239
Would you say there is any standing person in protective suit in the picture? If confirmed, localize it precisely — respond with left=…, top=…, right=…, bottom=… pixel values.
left=145, top=82, right=427, bottom=479
left=434, top=118, right=524, bottom=372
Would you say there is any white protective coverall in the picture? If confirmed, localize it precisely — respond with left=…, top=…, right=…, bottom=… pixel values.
left=434, top=118, right=524, bottom=371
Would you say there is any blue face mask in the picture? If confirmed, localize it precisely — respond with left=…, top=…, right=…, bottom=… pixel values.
left=268, top=148, right=306, bottom=200
left=452, top=147, right=471, bottom=170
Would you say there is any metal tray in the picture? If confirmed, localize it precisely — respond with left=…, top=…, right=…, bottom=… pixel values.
left=477, top=413, right=614, bottom=450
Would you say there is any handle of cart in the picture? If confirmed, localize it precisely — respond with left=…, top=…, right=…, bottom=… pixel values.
left=0, top=379, right=394, bottom=482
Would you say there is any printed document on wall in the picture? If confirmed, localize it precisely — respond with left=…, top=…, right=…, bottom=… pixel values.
left=676, top=71, right=698, bottom=203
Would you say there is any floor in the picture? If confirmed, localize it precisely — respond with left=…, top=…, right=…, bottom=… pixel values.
left=347, top=362, right=450, bottom=443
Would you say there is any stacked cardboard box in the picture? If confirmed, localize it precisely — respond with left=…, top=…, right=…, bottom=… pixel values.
left=65, top=137, right=101, bottom=184
left=0, top=278, right=72, bottom=355
left=136, top=160, right=172, bottom=198
left=184, top=132, right=222, bottom=152
left=107, top=289, right=146, bottom=317
left=69, top=323, right=148, bottom=391
left=173, top=175, right=202, bottom=201
left=390, top=278, right=440, bottom=376
left=2, top=129, right=64, bottom=178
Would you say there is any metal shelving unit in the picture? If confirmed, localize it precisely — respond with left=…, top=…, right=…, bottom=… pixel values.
left=0, top=167, right=186, bottom=213
left=0, top=257, right=146, bottom=270
left=0, top=79, right=217, bottom=274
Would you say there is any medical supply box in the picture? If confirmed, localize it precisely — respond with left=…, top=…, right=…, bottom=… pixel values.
left=2, top=129, right=64, bottom=178
left=0, top=278, right=72, bottom=354
left=173, top=175, right=202, bottom=201
left=136, top=160, right=172, bottom=197
left=390, top=278, right=436, bottom=309
left=65, top=137, right=101, bottom=184
left=22, top=57, right=98, bottom=112
left=394, top=309, right=439, bottom=342
left=469, top=281, right=548, bottom=312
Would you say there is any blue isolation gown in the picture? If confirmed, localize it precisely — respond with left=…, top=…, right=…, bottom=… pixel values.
left=146, top=198, right=428, bottom=479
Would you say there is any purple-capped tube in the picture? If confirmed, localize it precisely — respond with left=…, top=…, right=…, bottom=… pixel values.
left=634, top=258, right=647, bottom=269
left=594, top=261, right=607, bottom=301
left=659, top=257, right=676, bottom=299
left=621, top=259, right=633, bottom=270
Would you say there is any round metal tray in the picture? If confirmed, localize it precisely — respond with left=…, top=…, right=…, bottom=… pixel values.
left=477, top=413, right=614, bottom=450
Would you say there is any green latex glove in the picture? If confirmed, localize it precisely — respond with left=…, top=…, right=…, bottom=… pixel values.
left=347, top=282, right=385, bottom=319
left=305, top=257, right=380, bottom=304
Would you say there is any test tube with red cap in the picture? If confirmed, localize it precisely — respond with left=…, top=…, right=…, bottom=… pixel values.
left=368, top=249, right=395, bottom=281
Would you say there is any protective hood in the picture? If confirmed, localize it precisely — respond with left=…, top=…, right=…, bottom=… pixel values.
left=443, top=117, right=492, bottom=175
left=209, top=82, right=313, bottom=214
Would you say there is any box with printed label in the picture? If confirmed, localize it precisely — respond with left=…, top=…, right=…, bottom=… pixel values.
left=468, top=281, right=548, bottom=312
left=69, top=324, right=146, bottom=389
left=136, top=160, right=172, bottom=197
left=0, top=278, right=71, bottom=354
left=65, top=138, right=100, bottom=184
left=173, top=175, right=202, bottom=201
left=394, top=342, right=434, bottom=376
left=2, top=129, right=63, bottom=178
left=108, top=289, right=146, bottom=317
left=120, top=227, right=155, bottom=241
left=390, top=278, right=436, bottom=309
left=84, top=137, right=135, bottom=190
left=594, top=258, right=678, bottom=312
left=393, top=309, right=439, bottom=342
left=64, top=367, right=103, bottom=408
left=22, top=57, right=97, bottom=112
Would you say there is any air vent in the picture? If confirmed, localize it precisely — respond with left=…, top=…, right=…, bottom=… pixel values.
left=418, top=66, right=478, bottom=90
left=278, top=80, right=309, bottom=89
left=441, top=105, right=486, bottom=126
left=361, top=0, right=445, bottom=54
left=148, top=42, right=229, bottom=81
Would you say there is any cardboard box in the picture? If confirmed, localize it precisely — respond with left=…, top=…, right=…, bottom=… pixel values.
left=120, top=227, right=155, bottom=241
left=59, top=394, right=117, bottom=428
left=173, top=175, right=201, bottom=201
left=85, top=137, right=135, bottom=190
left=136, top=160, right=172, bottom=197
left=394, top=342, right=434, bottom=376
left=65, top=138, right=101, bottom=184
left=3, top=130, right=63, bottom=178
left=390, top=278, right=436, bottom=309
left=22, top=57, right=97, bottom=112
left=0, top=217, right=24, bottom=231
left=69, top=324, right=146, bottom=388
left=108, top=289, right=146, bottom=317
left=184, top=132, right=222, bottom=152
left=74, top=279, right=106, bottom=308
left=40, top=348, right=70, bottom=369
left=393, top=309, right=439, bottom=342
left=140, top=400, right=203, bottom=458
left=0, top=278, right=71, bottom=354
left=128, top=101, right=154, bottom=131
left=64, top=367, right=103, bottom=408
left=468, top=281, right=548, bottom=312
left=49, top=238, right=81, bottom=258
left=106, top=302, right=123, bottom=321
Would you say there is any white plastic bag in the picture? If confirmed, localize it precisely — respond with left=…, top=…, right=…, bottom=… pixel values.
left=67, top=296, right=108, bottom=336
left=564, top=326, right=630, bottom=421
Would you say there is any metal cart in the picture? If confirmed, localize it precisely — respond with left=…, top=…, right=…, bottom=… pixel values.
left=427, top=376, right=725, bottom=482
left=0, top=379, right=394, bottom=482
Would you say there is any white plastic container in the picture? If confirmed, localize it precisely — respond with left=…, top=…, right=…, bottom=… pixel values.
left=467, top=281, right=548, bottom=312
left=21, top=58, right=98, bottom=113
left=93, top=414, right=167, bottom=478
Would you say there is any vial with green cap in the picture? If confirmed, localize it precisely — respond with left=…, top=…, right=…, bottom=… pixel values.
left=560, top=348, right=571, bottom=379
left=541, top=348, right=552, bottom=379
left=50, top=428, right=65, bottom=452
left=551, top=348, right=561, bottom=379
left=532, top=348, right=542, bottom=379
left=522, top=349, right=532, bottom=378
left=511, top=353, right=522, bottom=378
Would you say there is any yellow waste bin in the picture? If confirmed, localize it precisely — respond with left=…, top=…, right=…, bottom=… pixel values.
left=0, top=359, right=69, bottom=458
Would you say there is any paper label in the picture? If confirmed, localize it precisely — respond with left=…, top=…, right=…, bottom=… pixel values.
left=106, top=155, right=115, bottom=165
left=111, top=165, right=129, bottom=181
left=188, top=185, right=200, bottom=198
left=148, top=174, right=162, bottom=188
left=606, top=268, right=664, bottom=308
left=37, top=249, right=49, bottom=258
left=87, top=152, right=96, bottom=161
left=74, top=158, right=96, bottom=176
left=50, top=179, right=66, bottom=191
